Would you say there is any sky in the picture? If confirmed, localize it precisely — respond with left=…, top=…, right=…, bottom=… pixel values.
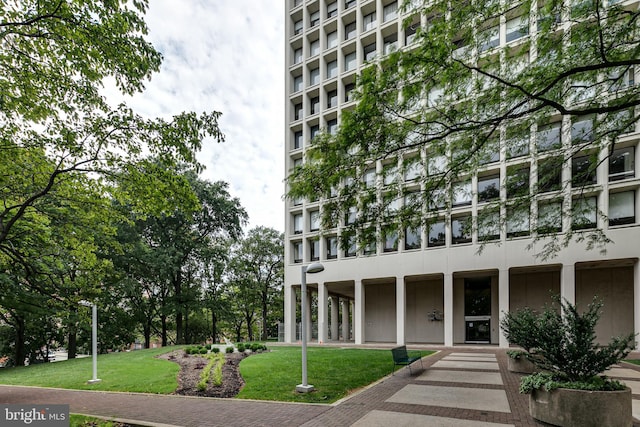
left=111, top=1, right=286, bottom=232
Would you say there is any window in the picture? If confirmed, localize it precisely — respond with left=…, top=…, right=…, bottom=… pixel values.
left=326, top=236, right=338, bottom=259
left=293, top=241, right=303, bottom=263
left=344, top=51, right=357, bottom=71
left=345, top=21, right=357, bottom=40
left=310, top=96, right=320, bottom=114
left=294, top=0, right=302, bottom=7
left=478, top=175, right=500, bottom=202
left=609, top=191, right=635, bottom=226
left=383, top=163, right=398, bottom=185
left=309, top=39, right=320, bottom=56
left=405, top=226, right=421, bottom=250
left=327, top=89, right=338, bottom=108
left=507, top=166, right=530, bottom=198
left=327, top=31, right=338, bottom=49
left=293, top=75, right=303, bottom=92
left=506, top=16, right=528, bottom=43
left=310, top=10, right=320, bottom=27
left=293, top=213, right=303, bottom=234
left=293, top=130, right=303, bottom=149
left=427, top=154, right=447, bottom=175
left=537, top=201, right=563, bottom=233
left=506, top=130, right=529, bottom=159
left=383, top=229, right=398, bottom=252
left=345, top=206, right=357, bottom=224
left=538, top=157, right=562, bottom=192
left=345, top=0, right=356, bottom=8
left=478, top=210, right=500, bottom=241
left=327, top=2, right=338, bottom=18
left=293, top=158, right=302, bottom=169
left=571, top=116, right=594, bottom=145
left=345, top=83, right=355, bottom=101
left=363, top=12, right=377, bottom=32
left=294, top=102, right=303, bottom=120
left=293, top=48, right=303, bottom=64
left=428, top=220, right=446, bottom=247
left=479, top=138, right=500, bottom=164
left=507, top=206, right=530, bottom=237
left=608, top=66, right=635, bottom=92
left=327, top=119, right=338, bottom=135
left=451, top=216, right=472, bottom=244
left=405, top=23, right=418, bottom=45
left=537, top=121, right=561, bottom=152
left=452, top=180, right=472, bottom=206
left=364, top=168, right=376, bottom=187
left=572, top=155, right=597, bottom=186
left=404, top=157, right=421, bottom=181
left=383, top=2, right=398, bottom=22
left=309, top=210, right=320, bottom=231
left=310, top=124, right=320, bottom=140
left=609, top=146, right=635, bottom=181
left=309, top=239, right=320, bottom=261
left=572, top=197, right=597, bottom=230
left=294, top=20, right=303, bottom=36
left=327, top=60, right=338, bottom=78
left=383, top=34, right=398, bottom=54
left=363, top=43, right=377, bottom=61
left=479, top=25, right=499, bottom=52
left=345, top=235, right=357, bottom=257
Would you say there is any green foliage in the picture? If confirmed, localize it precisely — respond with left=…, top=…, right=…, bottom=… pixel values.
left=225, top=346, right=234, bottom=354
left=500, top=306, right=541, bottom=353
left=507, top=296, right=636, bottom=392
left=237, top=343, right=246, bottom=352
left=211, top=347, right=220, bottom=353
left=520, top=371, right=626, bottom=394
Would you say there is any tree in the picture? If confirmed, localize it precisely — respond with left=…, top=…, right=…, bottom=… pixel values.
left=228, top=227, right=284, bottom=341
left=287, top=0, right=640, bottom=259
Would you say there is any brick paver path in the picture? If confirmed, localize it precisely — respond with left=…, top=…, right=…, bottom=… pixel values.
left=3, top=348, right=640, bottom=426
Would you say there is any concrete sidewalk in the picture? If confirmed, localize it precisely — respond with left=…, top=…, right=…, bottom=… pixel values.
left=2, top=349, right=640, bottom=426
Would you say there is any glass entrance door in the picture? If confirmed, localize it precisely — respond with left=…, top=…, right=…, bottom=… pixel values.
left=464, top=277, right=492, bottom=343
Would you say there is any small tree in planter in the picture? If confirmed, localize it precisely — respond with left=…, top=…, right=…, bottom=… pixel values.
left=500, top=306, right=541, bottom=373
left=514, top=296, right=636, bottom=427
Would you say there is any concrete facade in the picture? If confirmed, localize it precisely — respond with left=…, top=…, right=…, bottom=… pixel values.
left=283, top=0, right=640, bottom=347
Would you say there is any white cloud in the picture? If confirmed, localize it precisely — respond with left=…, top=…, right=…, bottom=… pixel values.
left=110, top=0, right=285, bottom=232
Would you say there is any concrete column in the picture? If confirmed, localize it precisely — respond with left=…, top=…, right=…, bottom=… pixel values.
left=396, top=276, right=406, bottom=346
left=341, top=299, right=350, bottom=341
left=561, top=263, right=576, bottom=306
left=284, top=284, right=297, bottom=343
left=317, top=282, right=328, bottom=344
left=305, top=290, right=313, bottom=340
left=444, top=273, right=453, bottom=347
left=498, top=269, right=510, bottom=348
left=330, top=296, right=339, bottom=341
left=634, top=260, right=640, bottom=350
left=354, top=280, right=365, bottom=344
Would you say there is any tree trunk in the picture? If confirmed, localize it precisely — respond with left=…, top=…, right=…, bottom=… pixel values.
left=261, top=302, right=269, bottom=341
left=67, top=330, right=77, bottom=359
left=174, top=272, right=184, bottom=344
left=211, top=309, right=217, bottom=343
left=161, top=315, right=168, bottom=347
left=14, top=316, right=26, bottom=367
left=143, top=317, right=151, bottom=349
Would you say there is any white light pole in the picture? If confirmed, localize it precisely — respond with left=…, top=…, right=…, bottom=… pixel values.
left=79, top=300, right=101, bottom=384
left=296, top=262, right=324, bottom=393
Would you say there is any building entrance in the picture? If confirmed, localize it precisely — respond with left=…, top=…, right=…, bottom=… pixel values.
left=464, top=277, right=492, bottom=343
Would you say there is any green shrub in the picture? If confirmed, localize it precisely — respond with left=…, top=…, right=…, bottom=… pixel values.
left=225, top=346, right=234, bottom=353
left=500, top=306, right=540, bottom=353
left=510, top=296, right=636, bottom=393
left=199, top=348, right=208, bottom=354
left=211, top=347, right=220, bottom=353
left=237, top=343, right=246, bottom=352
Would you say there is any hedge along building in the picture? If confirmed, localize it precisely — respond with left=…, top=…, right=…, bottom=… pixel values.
left=283, top=0, right=640, bottom=346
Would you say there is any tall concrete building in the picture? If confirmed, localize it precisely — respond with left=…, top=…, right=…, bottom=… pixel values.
left=283, top=0, right=639, bottom=347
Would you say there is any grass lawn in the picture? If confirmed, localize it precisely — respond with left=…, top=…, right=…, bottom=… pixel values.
left=237, top=346, right=434, bottom=403
left=0, top=347, right=182, bottom=393
left=0, top=345, right=434, bottom=404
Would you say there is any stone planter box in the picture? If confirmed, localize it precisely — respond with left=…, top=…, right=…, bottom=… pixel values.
left=507, top=355, right=536, bottom=374
left=530, top=387, right=632, bottom=427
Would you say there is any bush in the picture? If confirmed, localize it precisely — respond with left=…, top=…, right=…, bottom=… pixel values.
left=509, top=296, right=636, bottom=392
left=225, top=346, right=234, bottom=354
left=500, top=307, right=540, bottom=354
left=236, top=343, right=246, bottom=352
left=211, top=347, right=220, bottom=353
left=199, top=348, right=208, bottom=355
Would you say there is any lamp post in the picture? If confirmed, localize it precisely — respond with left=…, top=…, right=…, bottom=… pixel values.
left=296, top=262, right=324, bottom=393
left=79, top=300, right=101, bottom=384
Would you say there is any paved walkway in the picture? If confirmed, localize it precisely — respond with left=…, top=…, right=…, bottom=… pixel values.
left=2, top=348, right=640, bottom=426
